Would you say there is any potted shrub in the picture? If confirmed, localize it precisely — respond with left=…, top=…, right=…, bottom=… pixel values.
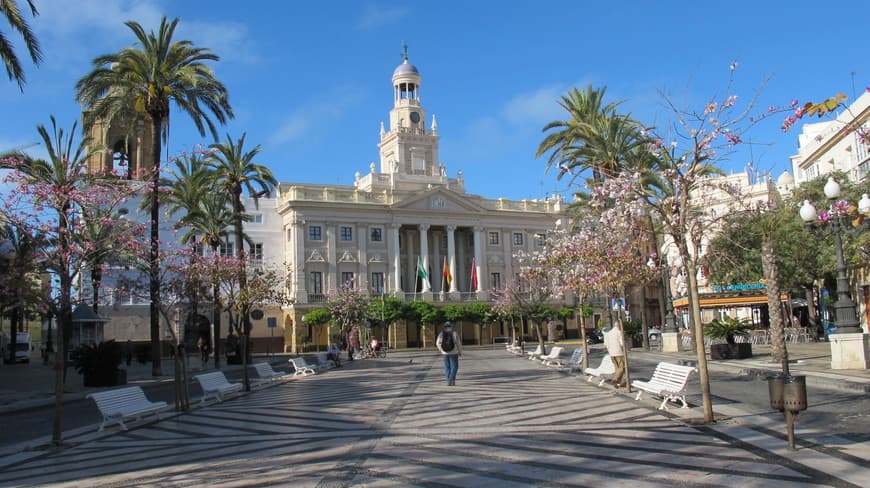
left=704, top=316, right=753, bottom=359
left=73, top=340, right=126, bottom=387
left=623, top=320, right=644, bottom=348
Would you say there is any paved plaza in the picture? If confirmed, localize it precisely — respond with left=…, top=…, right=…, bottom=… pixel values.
left=0, top=349, right=867, bottom=487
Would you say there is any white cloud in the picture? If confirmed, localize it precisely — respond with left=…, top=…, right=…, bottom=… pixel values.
left=502, top=85, right=567, bottom=126
left=32, top=1, right=255, bottom=68
left=178, top=20, right=257, bottom=64
left=34, top=0, right=164, bottom=39
left=356, top=4, right=408, bottom=30
left=268, top=90, right=360, bottom=146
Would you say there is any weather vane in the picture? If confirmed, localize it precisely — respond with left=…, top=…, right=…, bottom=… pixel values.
left=400, top=42, right=408, bottom=61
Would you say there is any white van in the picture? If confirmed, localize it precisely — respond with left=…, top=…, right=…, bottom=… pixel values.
left=14, top=332, right=32, bottom=363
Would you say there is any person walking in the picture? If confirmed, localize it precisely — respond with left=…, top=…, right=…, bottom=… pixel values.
left=604, top=320, right=627, bottom=387
left=436, top=321, right=461, bottom=385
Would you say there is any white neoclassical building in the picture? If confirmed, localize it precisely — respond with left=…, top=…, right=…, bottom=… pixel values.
left=89, top=54, right=565, bottom=353
left=790, top=91, right=870, bottom=185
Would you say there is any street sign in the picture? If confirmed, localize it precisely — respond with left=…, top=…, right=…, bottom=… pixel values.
left=267, top=317, right=277, bottom=328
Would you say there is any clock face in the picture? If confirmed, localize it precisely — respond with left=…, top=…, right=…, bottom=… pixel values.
left=409, top=111, right=421, bottom=124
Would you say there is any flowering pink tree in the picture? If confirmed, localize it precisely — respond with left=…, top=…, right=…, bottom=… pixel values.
left=327, top=281, right=371, bottom=336
left=583, top=63, right=793, bottom=421
left=211, top=253, right=289, bottom=390
left=1, top=117, right=144, bottom=446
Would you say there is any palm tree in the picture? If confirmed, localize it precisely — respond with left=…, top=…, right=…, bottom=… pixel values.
left=1, top=0, right=42, bottom=90
left=182, top=194, right=235, bottom=368
left=0, top=222, right=42, bottom=362
left=76, top=17, right=233, bottom=376
left=538, top=85, right=650, bottom=184
left=79, top=204, right=139, bottom=314
left=208, top=132, right=276, bottom=389
left=164, top=150, right=232, bottom=367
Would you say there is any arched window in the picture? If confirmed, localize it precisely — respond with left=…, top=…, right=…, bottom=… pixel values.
left=111, top=140, right=130, bottom=178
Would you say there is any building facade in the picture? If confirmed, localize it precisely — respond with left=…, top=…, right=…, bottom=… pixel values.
left=88, top=55, right=566, bottom=353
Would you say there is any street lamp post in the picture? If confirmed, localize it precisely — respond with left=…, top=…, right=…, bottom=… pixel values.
left=798, top=177, right=870, bottom=335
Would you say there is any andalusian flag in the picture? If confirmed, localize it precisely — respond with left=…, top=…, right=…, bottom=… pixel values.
left=442, top=256, right=452, bottom=290
left=416, top=256, right=431, bottom=291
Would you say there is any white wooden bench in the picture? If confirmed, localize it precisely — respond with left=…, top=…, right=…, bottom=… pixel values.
left=252, top=362, right=291, bottom=385
left=545, top=348, right=584, bottom=372
left=536, top=346, right=564, bottom=364
left=86, top=386, right=168, bottom=432
left=289, top=357, right=318, bottom=376
left=585, top=354, right=615, bottom=386
left=193, top=371, right=243, bottom=405
left=525, top=345, right=543, bottom=360
left=631, top=362, right=698, bottom=410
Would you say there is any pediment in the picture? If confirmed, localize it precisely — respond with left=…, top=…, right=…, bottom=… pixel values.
left=393, top=188, right=484, bottom=213
left=338, top=251, right=358, bottom=263
left=306, top=249, right=326, bottom=262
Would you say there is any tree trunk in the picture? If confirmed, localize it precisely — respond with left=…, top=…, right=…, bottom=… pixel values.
left=762, top=237, right=789, bottom=371
left=534, top=320, right=546, bottom=355
left=232, top=189, right=251, bottom=391
left=680, top=239, right=714, bottom=423
left=149, top=115, right=164, bottom=377
left=211, top=244, right=222, bottom=369
left=640, top=285, right=649, bottom=351
left=8, top=306, right=18, bottom=363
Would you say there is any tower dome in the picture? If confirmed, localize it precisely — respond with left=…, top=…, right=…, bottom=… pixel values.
left=393, top=58, right=419, bottom=78
left=776, top=170, right=794, bottom=188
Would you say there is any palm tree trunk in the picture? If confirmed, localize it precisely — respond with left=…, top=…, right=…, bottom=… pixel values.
left=232, top=189, right=251, bottom=391
left=762, top=237, right=789, bottom=371
left=211, top=243, right=222, bottom=369
left=149, top=115, right=164, bottom=377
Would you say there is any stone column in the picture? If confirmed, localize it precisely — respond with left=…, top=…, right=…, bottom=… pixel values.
left=447, top=225, right=458, bottom=292
left=291, top=219, right=306, bottom=300
left=473, top=226, right=483, bottom=292
left=502, top=228, right=513, bottom=284
left=358, top=224, right=368, bottom=290
left=418, top=224, right=430, bottom=292
left=390, top=223, right=402, bottom=293
left=433, top=230, right=442, bottom=292
left=326, top=223, right=336, bottom=293
left=405, top=229, right=415, bottom=292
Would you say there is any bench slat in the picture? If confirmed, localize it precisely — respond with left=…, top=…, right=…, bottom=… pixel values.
left=631, top=362, right=697, bottom=410
left=86, top=386, right=167, bottom=432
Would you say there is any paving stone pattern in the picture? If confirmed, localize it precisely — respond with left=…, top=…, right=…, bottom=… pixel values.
left=0, top=350, right=863, bottom=487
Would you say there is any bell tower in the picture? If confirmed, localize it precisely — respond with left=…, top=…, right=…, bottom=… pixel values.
left=84, top=110, right=154, bottom=180
left=378, top=46, right=441, bottom=178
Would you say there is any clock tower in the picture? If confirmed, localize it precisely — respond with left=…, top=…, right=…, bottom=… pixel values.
left=378, top=48, right=442, bottom=179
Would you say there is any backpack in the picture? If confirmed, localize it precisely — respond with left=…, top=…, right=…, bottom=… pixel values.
left=440, top=330, right=455, bottom=352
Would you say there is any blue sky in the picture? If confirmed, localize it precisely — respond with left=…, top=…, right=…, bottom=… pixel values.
left=2, top=0, right=868, bottom=201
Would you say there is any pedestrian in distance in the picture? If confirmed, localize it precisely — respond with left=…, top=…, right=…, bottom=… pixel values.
left=436, top=321, right=461, bottom=385
left=604, top=319, right=627, bottom=388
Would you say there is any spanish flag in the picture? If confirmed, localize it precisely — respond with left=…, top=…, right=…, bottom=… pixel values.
left=442, top=256, right=452, bottom=290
